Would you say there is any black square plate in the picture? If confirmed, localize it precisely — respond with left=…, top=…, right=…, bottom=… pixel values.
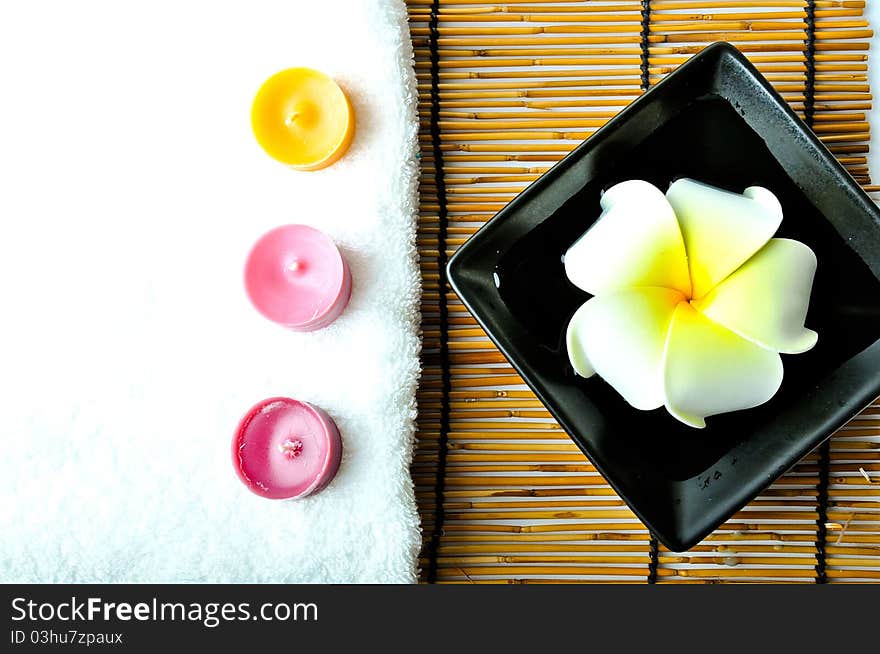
left=447, top=42, right=880, bottom=551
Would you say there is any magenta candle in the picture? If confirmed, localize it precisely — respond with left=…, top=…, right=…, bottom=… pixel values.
left=244, top=224, right=352, bottom=331
left=232, top=397, right=343, bottom=500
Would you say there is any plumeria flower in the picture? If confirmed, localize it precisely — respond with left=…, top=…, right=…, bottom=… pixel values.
left=564, top=179, right=818, bottom=428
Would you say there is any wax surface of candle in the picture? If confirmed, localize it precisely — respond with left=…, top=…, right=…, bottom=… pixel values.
left=233, top=397, right=343, bottom=500
left=245, top=224, right=351, bottom=331
left=251, top=67, right=355, bottom=170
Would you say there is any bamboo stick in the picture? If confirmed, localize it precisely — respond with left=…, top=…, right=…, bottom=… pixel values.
left=417, top=32, right=872, bottom=49
left=410, top=23, right=870, bottom=37
left=439, top=499, right=628, bottom=510
left=428, top=389, right=537, bottom=399
left=442, top=508, right=866, bottom=522
left=420, top=421, right=561, bottom=432
left=416, top=80, right=870, bottom=94
left=433, top=579, right=648, bottom=584
left=413, top=20, right=875, bottom=34
left=674, top=567, right=880, bottom=578
left=444, top=400, right=546, bottom=408
left=436, top=532, right=798, bottom=544
left=551, top=42, right=861, bottom=56
left=414, top=43, right=871, bottom=58
left=444, top=413, right=555, bottom=423
left=414, top=473, right=880, bottom=488
left=422, top=103, right=866, bottom=118
left=438, top=555, right=651, bottom=565
left=427, top=118, right=869, bottom=135
left=405, top=0, right=864, bottom=8
left=425, top=114, right=868, bottom=132
left=441, top=554, right=879, bottom=568
left=448, top=442, right=576, bottom=451
left=435, top=521, right=880, bottom=535
left=439, top=465, right=599, bottom=473
left=426, top=110, right=864, bottom=122
left=437, top=542, right=878, bottom=556
left=440, top=543, right=649, bottom=554
left=443, top=509, right=636, bottom=520
left=426, top=431, right=571, bottom=440
left=409, top=9, right=864, bottom=22
left=426, top=476, right=616, bottom=488
left=443, top=415, right=560, bottom=425
left=440, top=488, right=623, bottom=500
left=438, top=565, right=660, bottom=577
left=435, top=455, right=880, bottom=472
left=410, top=10, right=863, bottom=22
left=413, top=47, right=867, bottom=63
left=411, top=7, right=859, bottom=17
left=435, top=522, right=646, bottom=534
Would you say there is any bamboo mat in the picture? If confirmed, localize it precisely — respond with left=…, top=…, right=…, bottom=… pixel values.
left=408, top=0, right=880, bottom=583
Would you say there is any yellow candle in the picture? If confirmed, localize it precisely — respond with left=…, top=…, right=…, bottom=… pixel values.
left=251, top=68, right=355, bottom=170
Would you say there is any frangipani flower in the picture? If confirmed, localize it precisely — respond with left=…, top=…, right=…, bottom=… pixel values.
left=565, top=179, right=818, bottom=428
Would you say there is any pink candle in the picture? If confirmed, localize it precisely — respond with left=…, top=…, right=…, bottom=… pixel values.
left=232, top=397, right=343, bottom=500
left=244, top=224, right=352, bottom=331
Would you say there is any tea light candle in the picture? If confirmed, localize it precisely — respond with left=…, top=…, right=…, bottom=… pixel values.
left=251, top=67, right=355, bottom=170
left=244, top=224, right=352, bottom=331
left=232, top=397, right=343, bottom=500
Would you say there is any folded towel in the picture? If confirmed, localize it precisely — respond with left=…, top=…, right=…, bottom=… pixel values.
left=0, top=0, right=421, bottom=583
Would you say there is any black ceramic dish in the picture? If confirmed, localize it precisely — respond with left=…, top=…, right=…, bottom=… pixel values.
left=447, top=42, right=880, bottom=551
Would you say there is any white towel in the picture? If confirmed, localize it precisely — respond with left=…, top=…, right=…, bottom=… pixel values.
left=0, top=0, right=422, bottom=583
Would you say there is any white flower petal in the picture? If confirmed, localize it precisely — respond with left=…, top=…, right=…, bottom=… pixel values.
left=566, top=311, right=596, bottom=379
left=663, top=303, right=783, bottom=428
left=693, top=238, right=818, bottom=354
left=742, top=185, right=783, bottom=217
left=567, top=288, right=686, bottom=410
left=666, top=178, right=782, bottom=299
left=564, top=180, right=691, bottom=296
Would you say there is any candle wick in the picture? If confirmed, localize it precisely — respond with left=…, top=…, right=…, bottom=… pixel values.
left=279, top=438, right=304, bottom=460
left=284, top=112, right=299, bottom=127
left=287, top=258, right=301, bottom=273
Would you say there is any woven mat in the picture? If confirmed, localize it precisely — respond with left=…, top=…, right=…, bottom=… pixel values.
left=408, top=0, right=880, bottom=583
